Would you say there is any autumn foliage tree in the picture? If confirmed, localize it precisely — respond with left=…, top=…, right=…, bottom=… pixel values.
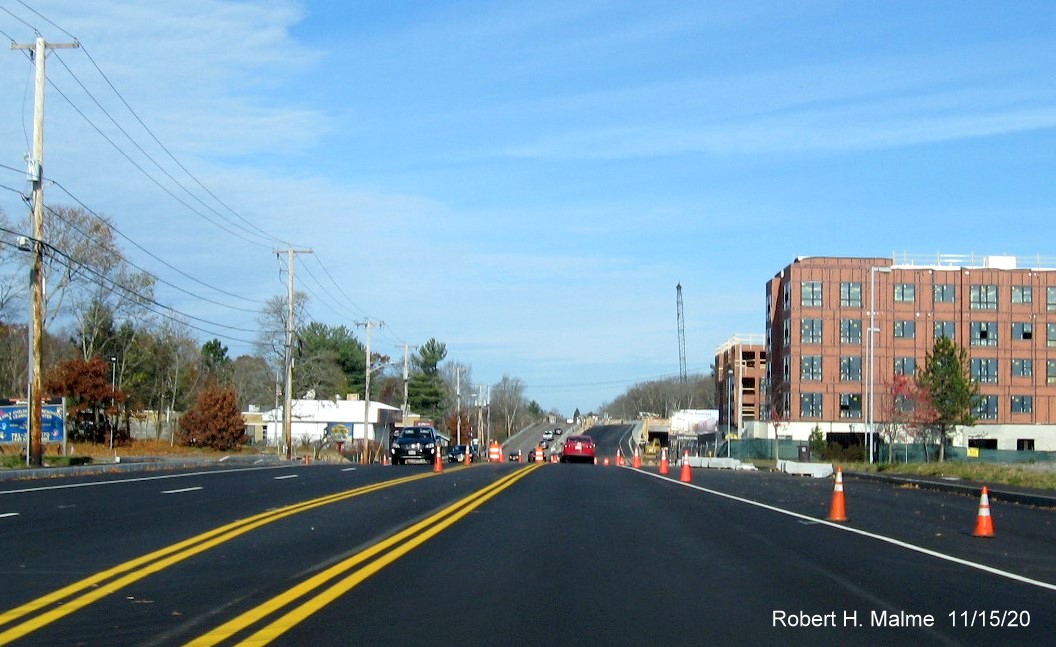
left=45, top=356, right=123, bottom=444
left=178, top=383, right=247, bottom=450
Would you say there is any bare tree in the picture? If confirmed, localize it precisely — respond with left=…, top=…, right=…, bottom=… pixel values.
left=492, top=375, right=525, bottom=439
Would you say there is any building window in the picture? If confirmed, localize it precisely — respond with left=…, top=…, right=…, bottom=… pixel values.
left=1011, top=286, right=1033, bottom=304
left=801, top=318, right=822, bottom=344
left=933, top=283, right=955, bottom=304
left=839, top=393, right=862, bottom=419
left=840, top=319, right=862, bottom=344
left=839, top=356, right=862, bottom=381
left=1047, top=360, right=1056, bottom=385
left=895, top=394, right=915, bottom=413
left=894, top=357, right=916, bottom=375
left=800, top=355, right=822, bottom=381
left=1049, top=323, right=1056, bottom=348
left=970, top=321, right=997, bottom=347
left=894, top=320, right=916, bottom=339
left=1012, top=358, right=1033, bottom=377
left=894, top=283, right=915, bottom=303
left=971, top=358, right=998, bottom=383
left=1012, top=322, right=1034, bottom=341
left=970, top=284, right=998, bottom=310
left=840, top=282, right=862, bottom=307
left=1011, top=395, right=1033, bottom=414
left=973, top=395, right=998, bottom=420
left=801, top=281, right=823, bottom=307
left=800, top=393, right=823, bottom=418
left=783, top=281, right=791, bottom=309
left=1018, top=439, right=1035, bottom=451
left=783, top=318, right=791, bottom=345
left=1048, top=287, right=1056, bottom=312
left=934, top=320, right=955, bottom=340
left=782, top=356, right=790, bottom=381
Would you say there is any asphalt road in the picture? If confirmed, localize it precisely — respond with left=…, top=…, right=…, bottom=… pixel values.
left=0, top=460, right=1053, bottom=646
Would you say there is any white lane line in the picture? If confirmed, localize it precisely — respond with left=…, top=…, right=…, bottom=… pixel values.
left=341, top=467, right=357, bottom=472
left=1, top=512, right=19, bottom=519
left=274, top=474, right=299, bottom=480
left=632, top=467, right=1056, bottom=592
left=0, top=464, right=296, bottom=495
left=161, top=486, right=204, bottom=495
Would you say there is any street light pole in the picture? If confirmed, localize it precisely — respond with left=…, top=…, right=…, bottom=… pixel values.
left=726, top=367, right=733, bottom=458
left=867, top=266, right=891, bottom=465
left=109, top=356, right=117, bottom=450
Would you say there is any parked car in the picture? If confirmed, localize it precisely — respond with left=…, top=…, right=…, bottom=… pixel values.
left=390, top=426, right=441, bottom=465
left=561, top=435, right=596, bottom=464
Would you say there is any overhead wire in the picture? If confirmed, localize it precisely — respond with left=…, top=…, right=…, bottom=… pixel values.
left=47, top=178, right=268, bottom=309
left=5, top=4, right=418, bottom=366
left=0, top=224, right=276, bottom=345
left=16, top=0, right=292, bottom=249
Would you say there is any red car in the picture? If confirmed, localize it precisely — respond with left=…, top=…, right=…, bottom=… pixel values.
left=561, top=435, right=596, bottom=463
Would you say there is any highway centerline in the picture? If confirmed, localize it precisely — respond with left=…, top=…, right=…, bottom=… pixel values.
left=0, top=470, right=442, bottom=646
left=187, top=463, right=544, bottom=646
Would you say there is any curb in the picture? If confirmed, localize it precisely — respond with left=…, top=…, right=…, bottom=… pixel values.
left=845, top=470, right=1056, bottom=509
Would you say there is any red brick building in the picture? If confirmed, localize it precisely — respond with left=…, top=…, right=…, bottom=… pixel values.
left=758, top=254, right=1056, bottom=451
left=714, top=335, right=766, bottom=435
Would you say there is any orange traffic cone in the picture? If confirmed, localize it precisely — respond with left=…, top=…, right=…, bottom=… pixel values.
left=382, top=454, right=390, bottom=466
left=972, top=486, right=996, bottom=538
left=465, top=450, right=471, bottom=466
left=603, top=457, right=610, bottom=466
left=632, top=446, right=641, bottom=469
left=433, top=450, right=443, bottom=473
left=615, top=449, right=624, bottom=467
left=658, top=448, right=669, bottom=475
left=827, top=466, right=848, bottom=522
left=303, top=454, right=311, bottom=465
left=679, top=450, right=692, bottom=483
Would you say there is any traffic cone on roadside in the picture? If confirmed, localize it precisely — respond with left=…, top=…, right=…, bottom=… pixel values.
left=465, top=450, right=471, bottom=466
left=658, top=448, right=669, bottom=475
left=972, top=487, right=996, bottom=538
left=603, top=457, right=610, bottom=466
left=433, top=450, right=443, bottom=473
left=382, top=454, right=390, bottom=466
left=827, top=466, right=848, bottom=522
left=616, top=449, right=624, bottom=467
left=632, top=446, right=641, bottom=469
left=679, top=450, right=692, bottom=483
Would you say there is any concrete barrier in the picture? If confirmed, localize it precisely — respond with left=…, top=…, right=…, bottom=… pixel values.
left=777, top=460, right=833, bottom=478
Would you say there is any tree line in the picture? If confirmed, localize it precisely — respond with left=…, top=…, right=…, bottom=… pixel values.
left=0, top=205, right=552, bottom=450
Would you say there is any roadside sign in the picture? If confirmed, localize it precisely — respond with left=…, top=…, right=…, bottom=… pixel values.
left=0, top=403, right=65, bottom=443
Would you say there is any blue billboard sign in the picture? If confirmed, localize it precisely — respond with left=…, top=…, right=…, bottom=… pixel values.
left=0, top=403, right=65, bottom=443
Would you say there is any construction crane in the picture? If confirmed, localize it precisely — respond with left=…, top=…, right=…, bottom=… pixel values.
left=676, top=283, right=687, bottom=382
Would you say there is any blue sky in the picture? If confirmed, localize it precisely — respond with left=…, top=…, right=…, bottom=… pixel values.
left=1, top=1, right=1055, bottom=415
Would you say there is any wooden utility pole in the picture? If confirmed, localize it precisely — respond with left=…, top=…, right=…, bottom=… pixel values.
left=11, top=36, right=78, bottom=466
left=396, top=344, right=417, bottom=423
left=274, top=248, right=311, bottom=460
left=356, top=320, right=383, bottom=463
left=356, top=318, right=386, bottom=460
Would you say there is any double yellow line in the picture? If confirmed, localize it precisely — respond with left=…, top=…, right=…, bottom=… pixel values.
left=0, top=469, right=444, bottom=645
left=189, top=463, right=543, bottom=646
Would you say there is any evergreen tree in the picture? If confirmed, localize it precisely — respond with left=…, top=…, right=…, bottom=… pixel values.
left=915, top=336, right=979, bottom=462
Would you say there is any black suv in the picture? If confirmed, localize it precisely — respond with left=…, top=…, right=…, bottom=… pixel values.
left=390, top=427, right=441, bottom=465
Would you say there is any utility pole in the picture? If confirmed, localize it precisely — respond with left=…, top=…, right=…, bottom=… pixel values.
left=456, top=367, right=462, bottom=446
left=11, top=36, right=79, bottom=467
left=396, top=344, right=417, bottom=423
left=274, top=248, right=312, bottom=460
left=357, top=319, right=383, bottom=463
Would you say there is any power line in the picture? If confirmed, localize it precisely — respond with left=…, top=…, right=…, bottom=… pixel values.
left=47, top=178, right=268, bottom=309
left=14, top=0, right=295, bottom=249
